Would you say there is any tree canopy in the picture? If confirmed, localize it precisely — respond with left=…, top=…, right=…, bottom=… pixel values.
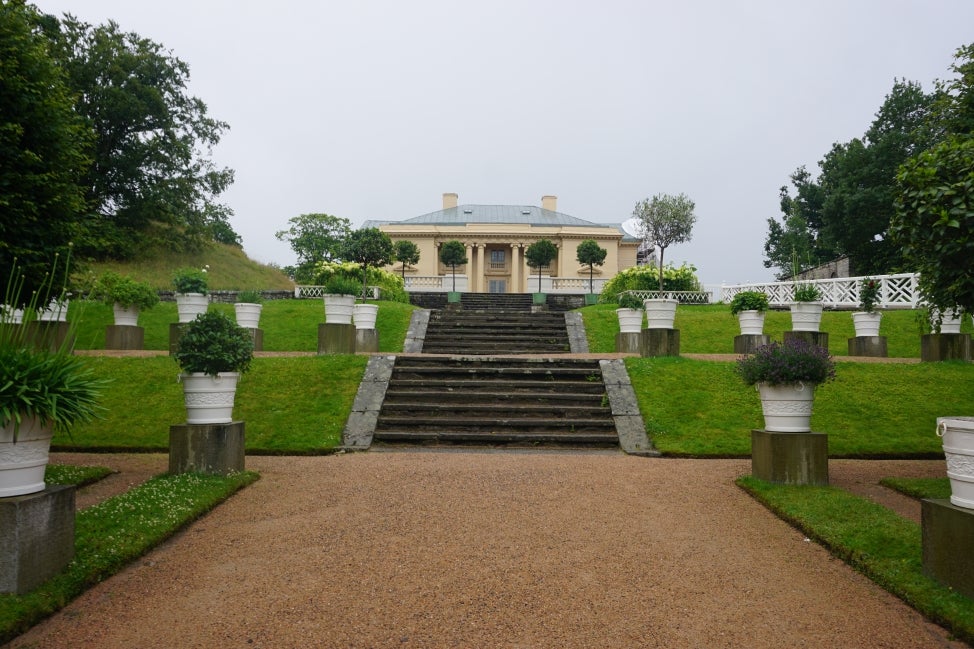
left=525, top=239, right=558, bottom=294
left=576, top=239, right=607, bottom=294
left=438, top=240, right=467, bottom=292
left=275, top=213, right=351, bottom=282
left=393, top=240, right=420, bottom=281
left=633, top=193, right=696, bottom=292
left=344, top=228, right=394, bottom=299
left=0, top=1, right=90, bottom=302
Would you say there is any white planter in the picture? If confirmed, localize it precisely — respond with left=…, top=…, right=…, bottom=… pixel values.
left=180, top=372, right=240, bottom=424
left=930, top=308, right=963, bottom=334
left=644, top=298, right=678, bottom=330
left=757, top=382, right=816, bottom=433
left=0, top=416, right=53, bottom=497
left=323, top=294, right=355, bottom=325
left=38, top=300, right=68, bottom=322
left=234, top=303, right=263, bottom=329
left=852, top=311, right=882, bottom=337
left=352, top=303, right=379, bottom=330
left=616, top=308, right=643, bottom=333
left=790, top=302, right=823, bottom=332
left=737, top=310, right=766, bottom=335
left=937, top=416, right=974, bottom=510
left=113, top=303, right=140, bottom=327
left=0, top=304, right=23, bottom=324
left=175, top=293, right=209, bottom=323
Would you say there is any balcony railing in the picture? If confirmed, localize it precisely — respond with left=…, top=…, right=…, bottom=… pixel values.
left=719, top=273, right=920, bottom=309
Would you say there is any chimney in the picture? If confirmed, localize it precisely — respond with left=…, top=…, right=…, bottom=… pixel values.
left=542, top=195, right=557, bottom=212
left=443, top=193, right=458, bottom=209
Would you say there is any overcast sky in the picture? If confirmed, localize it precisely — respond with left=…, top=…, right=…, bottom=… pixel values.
left=34, top=0, right=974, bottom=286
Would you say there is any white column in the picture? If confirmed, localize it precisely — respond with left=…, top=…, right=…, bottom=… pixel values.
left=464, top=243, right=474, bottom=292
left=475, top=244, right=485, bottom=293
left=510, top=243, right=521, bottom=294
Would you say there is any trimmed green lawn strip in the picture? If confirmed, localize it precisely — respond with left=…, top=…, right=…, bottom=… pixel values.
left=881, top=477, right=953, bottom=500
left=738, top=477, right=974, bottom=644
left=45, top=464, right=113, bottom=487
left=625, top=357, right=974, bottom=457
left=0, top=470, right=259, bottom=644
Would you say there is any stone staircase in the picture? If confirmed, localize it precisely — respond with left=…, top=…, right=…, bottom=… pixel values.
left=372, top=356, right=617, bottom=446
left=459, top=292, right=532, bottom=311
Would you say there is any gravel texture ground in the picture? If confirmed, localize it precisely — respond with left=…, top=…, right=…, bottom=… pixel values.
left=7, top=450, right=966, bottom=649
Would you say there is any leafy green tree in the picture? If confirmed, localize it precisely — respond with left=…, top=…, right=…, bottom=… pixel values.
left=344, top=228, right=394, bottom=299
left=0, top=1, right=90, bottom=303
left=525, top=239, right=558, bottom=294
left=438, top=240, right=467, bottom=292
left=763, top=168, right=830, bottom=279
left=932, top=43, right=974, bottom=136
left=48, top=15, right=236, bottom=259
left=575, top=239, right=607, bottom=294
left=275, top=213, right=351, bottom=282
left=633, top=193, right=696, bottom=292
left=393, top=240, right=420, bottom=281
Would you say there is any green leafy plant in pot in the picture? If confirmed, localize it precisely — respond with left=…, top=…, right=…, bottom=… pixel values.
left=1, top=256, right=104, bottom=496
left=173, top=311, right=254, bottom=424
left=92, top=271, right=159, bottom=326
left=617, top=292, right=645, bottom=310
left=729, top=290, right=769, bottom=315
left=172, top=266, right=210, bottom=323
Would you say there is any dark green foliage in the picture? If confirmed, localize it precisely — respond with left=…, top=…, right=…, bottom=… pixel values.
left=525, top=238, right=558, bottom=293
left=275, top=213, right=351, bottom=282
left=323, top=275, right=362, bottom=297
left=393, top=239, right=420, bottom=281
left=439, top=240, right=467, bottom=292
left=632, top=193, right=697, bottom=291
left=734, top=339, right=836, bottom=386
left=344, top=228, right=394, bottom=299
left=616, top=292, right=644, bottom=310
left=90, top=271, right=159, bottom=310
left=0, top=2, right=91, bottom=301
left=859, top=277, right=881, bottom=312
left=171, top=266, right=208, bottom=294
left=575, top=239, right=607, bottom=294
left=728, top=290, right=769, bottom=315
left=173, top=311, right=253, bottom=376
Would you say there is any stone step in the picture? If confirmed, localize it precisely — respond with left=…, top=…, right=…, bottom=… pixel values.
left=385, top=380, right=606, bottom=395
left=374, top=429, right=618, bottom=445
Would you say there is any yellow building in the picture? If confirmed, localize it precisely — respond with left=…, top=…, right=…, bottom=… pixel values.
left=366, top=194, right=640, bottom=294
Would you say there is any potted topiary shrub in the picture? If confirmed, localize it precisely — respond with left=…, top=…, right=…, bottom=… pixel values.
left=323, top=275, right=361, bottom=325
left=173, top=311, right=254, bottom=424
left=172, top=266, right=209, bottom=323
left=1, top=259, right=104, bottom=496
left=735, top=338, right=836, bottom=433
left=92, top=271, right=160, bottom=326
left=616, top=292, right=645, bottom=333
left=234, top=289, right=263, bottom=329
left=852, top=278, right=882, bottom=337
left=729, top=290, right=769, bottom=335
left=790, top=282, right=823, bottom=332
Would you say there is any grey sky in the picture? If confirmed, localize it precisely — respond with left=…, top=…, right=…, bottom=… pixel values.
left=34, top=0, right=974, bottom=286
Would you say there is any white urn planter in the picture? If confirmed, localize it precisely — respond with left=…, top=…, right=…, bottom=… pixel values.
left=323, top=294, right=355, bottom=325
left=616, top=308, right=643, bottom=333
left=113, top=303, right=140, bottom=327
left=931, top=309, right=963, bottom=334
left=852, top=311, right=882, bottom=337
left=757, top=382, right=816, bottom=433
left=38, top=299, right=68, bottom=322
left=1, top=305, right=24, bottom=324
left=644, top=299, right=678, bottom=330
left=180, top=372, right=240, bottom=424
left=175, top=293, right=209, bottom=323
left=937, top=416, right=974, bottom=510
left=0, top=416, right=54, bottom=497
left=234, top=303, right=263, bottom=329
left=790, top=302, right=824, bottom=332
left=737, top=310, right=766, bottom=336
left=352, top=303, right=379, bottom=330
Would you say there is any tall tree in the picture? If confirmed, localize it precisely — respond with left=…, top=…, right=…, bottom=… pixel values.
left=438, top=241, right=467, bottom=293
left=763, top=167, right=830, bottom=279
left=0, top=1, right=90, bottom=302
left=525, top=239, right=558, bottom=294
left=47, top=15, right=236, bottom=259
left=275, top=213, right=351, bottom=282
left=633, top=193, right=696, bottom=292
left=344, top=228, right=394, bottom=300
left=392, top=240, right=420, bottom=282
left=575, top=239, right=606, bottom=294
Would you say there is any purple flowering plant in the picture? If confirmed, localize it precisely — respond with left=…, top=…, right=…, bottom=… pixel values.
left=735, top=339, right=836, bottom=387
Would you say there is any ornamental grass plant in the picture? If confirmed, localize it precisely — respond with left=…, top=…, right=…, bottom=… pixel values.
left=735, top=338, right=836, bottom=386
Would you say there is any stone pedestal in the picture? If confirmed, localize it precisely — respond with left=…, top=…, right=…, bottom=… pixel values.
left=848, top=335, right=887, bottom=357
left=922, top=498, right=974, bottom=599
left=783, top=330, right=829, bottom=350
left=169, top=322, right=188, bottom=355
left=751, top=429, right=828, bottom=486
left=641, top=328, right=680, bottom=357
left=734, top=334, right=770, bottom=355
left=318, top=323, right=355, bottom=354
left=106, top=324, right=144, bottom=350
left=615, top=331, right=642, bottom=354
left=245, top=328, right=263, bottom=352
left=0, top=485, right=75, bottom=594
left=921, top=333, right=971, bottom=362
left=169, top=421, right=245, bottom=475
left=24, top=321, right=71, bottom=351
left=355, top=328, right=379, bottom=353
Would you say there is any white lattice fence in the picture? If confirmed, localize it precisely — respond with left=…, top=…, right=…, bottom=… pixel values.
left=719, top=274, right=920, bottom=309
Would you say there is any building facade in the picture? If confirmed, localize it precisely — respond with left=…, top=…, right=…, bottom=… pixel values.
left=365, top=194, right=641, bottom=294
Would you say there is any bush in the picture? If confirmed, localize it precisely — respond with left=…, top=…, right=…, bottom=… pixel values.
left=729, top=290, right=769, bottom=315
left=312, top=260, right=408, bottom=303
left=172, top=267, right=209, bottom=294
left=91, top=271, right=159, bottom=310
left=617, top=293, right=645, bottom=310
left=600, top=263, right=701, bottom=302
left=735, top=339, right=836, bottom=386
left=173, top=311, right=253, bottom=376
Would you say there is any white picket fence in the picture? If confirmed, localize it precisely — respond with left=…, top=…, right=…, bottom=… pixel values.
left=720, top=273, right=921, bottom=309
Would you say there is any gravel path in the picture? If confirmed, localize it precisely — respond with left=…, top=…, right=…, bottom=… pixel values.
left=7, top=450, right=964, bottom=649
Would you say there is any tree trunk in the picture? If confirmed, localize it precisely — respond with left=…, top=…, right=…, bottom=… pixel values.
left=658, top=247, right=666, bottom=293
left=589, top=265, right=594, bottom=294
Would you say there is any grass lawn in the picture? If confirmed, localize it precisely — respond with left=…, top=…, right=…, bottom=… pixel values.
left=739, top=476, right=974, bottom=645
